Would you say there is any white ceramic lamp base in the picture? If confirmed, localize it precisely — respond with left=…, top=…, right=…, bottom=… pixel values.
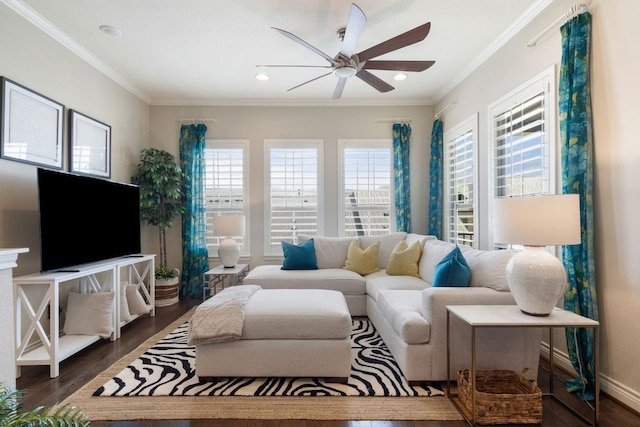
left=505, top=246, right=567, bottom=316
left=218, top=237, right=240, bottom=268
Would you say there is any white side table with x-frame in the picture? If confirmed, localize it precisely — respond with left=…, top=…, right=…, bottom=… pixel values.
left=446, top=305, right=599, bottom=427
left=202, top=264, right=249, bottom=301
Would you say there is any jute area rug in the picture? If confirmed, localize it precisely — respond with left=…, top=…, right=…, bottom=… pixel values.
left=62, top=309, right=463, bottom=421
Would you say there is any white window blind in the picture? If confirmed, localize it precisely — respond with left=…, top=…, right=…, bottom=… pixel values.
left=492, top=92, right=548, bottom=198
left=204, top=141, right=249, bottom=255
left=444, top=115, right=477, bottom=247
left=489, top=66, right=555, bottom=247
left=265, top=141, right=323, bottom=254
left=340, top=141, right=392, bottom=237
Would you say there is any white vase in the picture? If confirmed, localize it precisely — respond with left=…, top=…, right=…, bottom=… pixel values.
left=505, top=246, right=567, bottom=316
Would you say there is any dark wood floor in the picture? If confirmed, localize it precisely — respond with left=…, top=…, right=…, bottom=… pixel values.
left=16, top=299, right=639, bottom=427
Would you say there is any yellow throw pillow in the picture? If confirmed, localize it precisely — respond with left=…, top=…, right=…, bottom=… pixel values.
left=386, top=239, right=422, bottom=277
left=343, top=240, right=381, bottom=275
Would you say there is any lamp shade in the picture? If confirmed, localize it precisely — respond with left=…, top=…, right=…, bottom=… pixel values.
left=492, top=194, right=581, bottom=246
left=213, top=215, right=246, bottom=237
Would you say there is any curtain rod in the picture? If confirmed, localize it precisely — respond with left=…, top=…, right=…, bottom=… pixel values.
left=373, top=118, right=412, bottom=124
left=527, top=1, right=590, bottom=48
left=177, top=118, right=217, bottom=123
left=435, top=102, right=456, bottom=119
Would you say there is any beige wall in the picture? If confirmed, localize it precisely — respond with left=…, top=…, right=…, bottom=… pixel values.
left=150, top=105, right=433, bottom=269
left=0, top=4, right=151, bottom=276
left=435, top=0, right=640, bottom=411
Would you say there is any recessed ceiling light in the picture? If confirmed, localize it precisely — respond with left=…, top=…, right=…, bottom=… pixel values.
left=256, top=73, right=269, bottom=81
left=394, top=73, right=408, bottom=81
left=99, top=25, right=121, bottom=37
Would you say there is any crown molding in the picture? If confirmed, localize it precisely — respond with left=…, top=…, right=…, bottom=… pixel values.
left=2, top=0, right=151, bottom=104
left=433, top=0, right=554, bottom=103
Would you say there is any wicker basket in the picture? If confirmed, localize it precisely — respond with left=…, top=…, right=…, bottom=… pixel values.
left=457, top=368, right=542, bottom=425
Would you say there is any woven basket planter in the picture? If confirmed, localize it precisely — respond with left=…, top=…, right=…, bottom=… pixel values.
left=457, top=368, right=542, bottom=425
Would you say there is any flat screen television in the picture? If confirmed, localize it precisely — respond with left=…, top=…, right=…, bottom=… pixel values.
left=37, top=168, right=142, bottom=272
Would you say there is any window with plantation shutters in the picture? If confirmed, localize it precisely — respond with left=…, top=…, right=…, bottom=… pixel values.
left=339, top=140, right=393, bottom=237
left=204, top=141, right=249, bottom=256
left=265, top=140, right=323, bottom=255
left=443, top=115, right=477, bottom=248
left=489, top=66, right=556, bottom=247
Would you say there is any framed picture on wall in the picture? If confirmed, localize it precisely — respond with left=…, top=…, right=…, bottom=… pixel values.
left=69, top=109, right=111, bottom=178
left=0, top=77, right=65, bottom=169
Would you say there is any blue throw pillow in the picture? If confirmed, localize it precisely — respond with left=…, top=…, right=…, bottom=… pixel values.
left=432, top=246, right=471, bottom=287
left=281, top=239, right=318, bottom=270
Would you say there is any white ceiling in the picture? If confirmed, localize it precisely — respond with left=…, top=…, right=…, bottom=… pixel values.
left=7, top=0, right=554, bottom=106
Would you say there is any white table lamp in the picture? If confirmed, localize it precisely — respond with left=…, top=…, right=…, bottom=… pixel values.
left=213, top=215, right=245, bottom=268
left=493, top=194, right=581, bottom=316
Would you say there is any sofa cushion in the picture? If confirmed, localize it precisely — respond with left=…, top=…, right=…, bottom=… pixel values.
left=365, top=270, right=430, bottom=301
left=386, top=239, right=422, bottom=277
left=343, top=240, right=380, bottom=275
left=358, top=232, right=407, bottom=268
left=244, top=265, right=366, bottom=295
left=296, top=235, right=352, bottom=269
left=376, top=290, right=430, bottom=344
left=242, top=289, right=352, bottom=340
left=419, top=239, right=457, bottom=283
left=281, top=239, right=318, bottom=270
left=432, top=246, right=471, bottom=287
left=406, top=233, right=436, bottom=249
left=460, top=245, right=514, bottom=291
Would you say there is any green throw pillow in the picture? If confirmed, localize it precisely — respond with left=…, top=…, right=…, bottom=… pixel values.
left=432, top=246, right=471, bottom=287
left=281, top=239, right=318, bottom=270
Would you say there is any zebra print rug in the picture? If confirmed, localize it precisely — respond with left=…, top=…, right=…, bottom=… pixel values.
left=94, top=319, right=443, bottom=397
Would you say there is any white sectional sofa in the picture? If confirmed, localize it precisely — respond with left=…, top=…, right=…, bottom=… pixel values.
left=243, top=232, right=542, bottom=382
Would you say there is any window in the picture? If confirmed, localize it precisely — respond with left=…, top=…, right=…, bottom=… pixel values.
left=489, top=66, right=555, bottom=246
left=204, top=140, right=249, bottom=256
left=338, top=140, right=393, bottom=237
left=443, top=115, right=477, bottom=247
left=264, top=140, right=323, bottom=255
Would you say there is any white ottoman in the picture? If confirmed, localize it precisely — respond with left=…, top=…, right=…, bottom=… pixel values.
left=195, top=289, right=353, bottom=382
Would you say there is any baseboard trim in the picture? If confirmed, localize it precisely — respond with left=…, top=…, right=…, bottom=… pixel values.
left=540, top=343, right=640, bottom=414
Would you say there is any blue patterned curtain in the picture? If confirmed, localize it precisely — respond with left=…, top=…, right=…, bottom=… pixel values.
left=178, top=124, right=210, bottom=299
left=559, top=11, right=598, bottom=401
left=392, top=123, right=411, bottom=232
left=428, top=118, right=443, bottom=238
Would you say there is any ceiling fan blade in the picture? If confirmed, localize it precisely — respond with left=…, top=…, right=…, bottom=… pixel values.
left=362, top=60, right=435, bottom=72
left=272, top=27, right=337, bottom=64
left=356, top=69, right=394, bottom=93
left=332, top=78, right=348, bottom=99
left=340, top=3, right=366, bottom=58
left=256, top=65, right=332, bottom=69
left=356, top=22, right=431, bottom=62
left=286, top=71, right=334, bottom=92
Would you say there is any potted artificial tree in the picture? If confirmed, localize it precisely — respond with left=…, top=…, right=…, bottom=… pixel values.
left=132, top=148, right=184, bottom=307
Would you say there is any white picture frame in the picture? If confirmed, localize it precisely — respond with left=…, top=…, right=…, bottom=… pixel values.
left=69, top=109, right=111, bottom=178
left=0, top=77, right=64, bottom=169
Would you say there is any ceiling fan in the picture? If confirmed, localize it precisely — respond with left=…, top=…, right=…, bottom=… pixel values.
left=257, top=3, right=435, bottom=99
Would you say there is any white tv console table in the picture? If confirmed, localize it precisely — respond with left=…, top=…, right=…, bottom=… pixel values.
left=13, top=255, right=155, bottom=378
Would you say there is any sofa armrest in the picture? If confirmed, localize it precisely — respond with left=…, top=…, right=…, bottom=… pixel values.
left=421, top=287, right=521, bottom=379
left=422, top=287, right=516, bottom=350
left=422, top=287, right=516, bottom=326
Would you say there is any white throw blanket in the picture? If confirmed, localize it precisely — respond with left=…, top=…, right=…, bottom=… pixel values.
left=187, top=284, right=262, bottom=345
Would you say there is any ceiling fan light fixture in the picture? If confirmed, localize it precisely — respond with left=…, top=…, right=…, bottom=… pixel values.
left=394, top=73, right=408, bottom=81
left=334, top=66, right=357, bottom=78
left=255, top=73, right=270, bottom=81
